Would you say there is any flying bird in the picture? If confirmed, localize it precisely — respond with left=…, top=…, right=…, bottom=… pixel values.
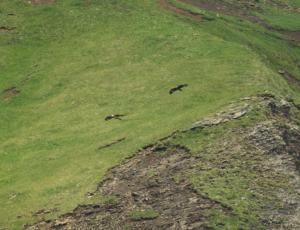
left=169, top=84, right=188, bottom=94
left=104, top=114, right=126, bottom=121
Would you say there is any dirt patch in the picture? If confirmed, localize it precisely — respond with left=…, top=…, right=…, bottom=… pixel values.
left=2, top=87, right=20, bottom=100
left=26, top=0, right=55, bottom=5
left=179, top=0, right=260, bottom=20
left=178, top=0, right=297, bottom=21
left=0, top=26, right=16, bottom=33
left=175, top=0, right=299, bottom=43
left=284, top=31, right=300, bottom=42
left=159, top=0, right=203, bottom=21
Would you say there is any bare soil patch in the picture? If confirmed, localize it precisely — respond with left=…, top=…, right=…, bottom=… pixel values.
left=285, top=31, right=300, bottom=42
left=179, top=0, right=260, bottom=20
left=176, top=0, right=299, bottom=43
left=2, top=87, right=20, bottom=100
left=178, top=0, right=297, bottom=19
left=159, top=0, right=203, bottom=21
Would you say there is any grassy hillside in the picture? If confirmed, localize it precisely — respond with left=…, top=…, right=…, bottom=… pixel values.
left=0, top=0, right=299, bottom=229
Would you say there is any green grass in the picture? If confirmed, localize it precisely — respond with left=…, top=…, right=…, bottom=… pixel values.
left=130, top=209, right=160, bottom=221
left=0, top=0, right=299, bottom=229
left=289, top=0, right=300, bottom=7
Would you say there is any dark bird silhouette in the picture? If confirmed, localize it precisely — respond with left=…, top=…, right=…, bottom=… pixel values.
left=169, top=84, right=188, bottom=94
left=105, top=114, right=126, bottom=121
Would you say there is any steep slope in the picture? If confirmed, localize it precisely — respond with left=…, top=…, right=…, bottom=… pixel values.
left=26, top=94, right=300, bottom=229
left=0, top=0, right=299, bottom=229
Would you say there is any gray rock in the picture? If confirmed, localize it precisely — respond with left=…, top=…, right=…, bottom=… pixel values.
left=191, top=105, right=251, bottom=129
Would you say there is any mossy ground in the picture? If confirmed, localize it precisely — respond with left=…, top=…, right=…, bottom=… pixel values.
left=129, top=209, right=160, bottom=221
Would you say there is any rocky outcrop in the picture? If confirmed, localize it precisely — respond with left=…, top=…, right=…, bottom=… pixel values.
left=191, top=104, right=251, bottom=129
